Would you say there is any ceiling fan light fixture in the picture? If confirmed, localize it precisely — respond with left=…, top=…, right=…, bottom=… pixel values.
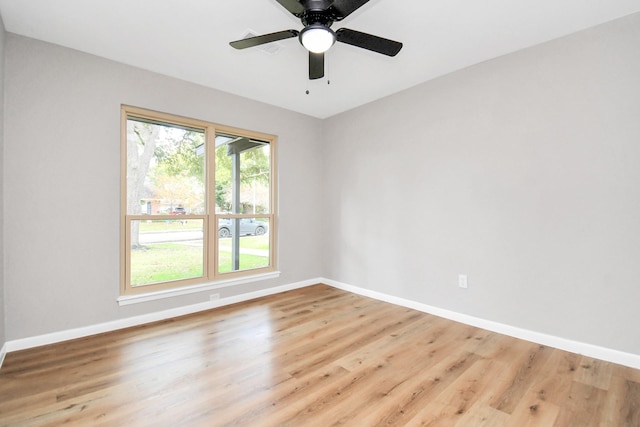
left=300, top=25, right=335, bottom=53
left=229, top=0, right=403, bottom=80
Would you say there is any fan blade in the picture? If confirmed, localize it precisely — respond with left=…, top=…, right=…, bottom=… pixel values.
left=274, top=0, right=305, bottom=16
left=330, top=0, right=370, bottom=20
left=309, top=52, right=324, bottom=79
left=230, top=30, right=299, bottom=49
left=336, top=28, right=402, bottom=56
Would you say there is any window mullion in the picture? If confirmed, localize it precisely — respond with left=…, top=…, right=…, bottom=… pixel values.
left=207, top=125, right=218, bottom=280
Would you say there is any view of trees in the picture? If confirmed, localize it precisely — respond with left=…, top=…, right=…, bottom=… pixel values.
left=214, top=139, right=271, bottom=214
left=126, top=119, right=271, bottom=247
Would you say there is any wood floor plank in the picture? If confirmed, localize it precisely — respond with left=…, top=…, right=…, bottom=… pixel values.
left=505, top=399, right=561, bottom=427
left=454, top=402, right=511, bottom=427
left=552, top=380, right=607, bottom=427
left=302, top=322, right=478, bottom=425
left=362, top=352, right=485, bottom=426
left=597, top=375, right=640, bottom=427
left=618, top=379, right=640, bottom=427
left=1, top=284, right=639, bottom=426
left=488, top=343, right=554, bottom=414
left=573, top=356, right=614, bottom=390
left=404, top=356, right=510, bottom=425
left=498, top=346, right=577, bottom=427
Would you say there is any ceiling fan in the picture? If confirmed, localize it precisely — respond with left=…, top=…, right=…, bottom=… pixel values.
left=229, top=0, right=403, bottom=80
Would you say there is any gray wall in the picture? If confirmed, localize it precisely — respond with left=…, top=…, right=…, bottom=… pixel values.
left=323, top=13, right=640, bottom=355
left=3, top=34, right=324, bottom=340
left=0, top=15, right=5, bottom=349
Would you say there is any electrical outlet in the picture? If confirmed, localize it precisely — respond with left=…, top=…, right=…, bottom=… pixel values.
left=458, top=275, right=468, bottom=289
left=210, top=293, right=220, bottom=301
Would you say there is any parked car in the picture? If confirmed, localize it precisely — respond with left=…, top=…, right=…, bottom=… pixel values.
left=168, top=207, right=186, bottom=215
left=218, top=218, right=268, bottom=237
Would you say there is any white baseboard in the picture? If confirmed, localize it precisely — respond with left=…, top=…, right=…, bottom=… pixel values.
left=0, top=342, right=6, bottom=370
left=5, top=278, right=319, bottom=354
left=4, top=277, right=640, bottom=371
left=321, top=278, right=640, bottom=370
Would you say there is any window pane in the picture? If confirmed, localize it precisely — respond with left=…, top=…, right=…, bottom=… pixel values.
left=218, top=218, right=270, bottom=273
left=215, top=134, right=270, bottom=214
left=130, top=219, right=204, bottom=286
left=127, top=118, right=205, bottom=215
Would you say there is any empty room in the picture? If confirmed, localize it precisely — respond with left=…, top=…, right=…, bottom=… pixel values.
left=0, top=0, right=639, bottom=425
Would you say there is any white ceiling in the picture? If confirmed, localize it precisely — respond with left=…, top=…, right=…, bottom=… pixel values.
left=1, top=0, right=639, bottom=119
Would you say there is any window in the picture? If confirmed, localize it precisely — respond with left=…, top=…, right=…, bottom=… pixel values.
left=120, top=106, right=277, bottom=295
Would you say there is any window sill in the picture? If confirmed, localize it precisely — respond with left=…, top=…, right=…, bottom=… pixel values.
left=117, top=271, right=281, bottom=306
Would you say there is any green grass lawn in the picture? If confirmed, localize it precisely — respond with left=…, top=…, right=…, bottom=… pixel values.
left=218, top=234, right=269, bottom=251
left=218, top=250, right=270, bottom=273
left=130, top=241, right=269, bottom=286
left=130, top=243, right=203, bottom=286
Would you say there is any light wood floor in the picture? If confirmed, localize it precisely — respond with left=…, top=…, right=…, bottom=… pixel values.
left=1, top=284, right=639, bottom=426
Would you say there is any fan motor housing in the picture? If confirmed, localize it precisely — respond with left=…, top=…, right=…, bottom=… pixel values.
left=302, top=11, right=335, bottom=28
left=300, top=0, right=333, bottom=13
